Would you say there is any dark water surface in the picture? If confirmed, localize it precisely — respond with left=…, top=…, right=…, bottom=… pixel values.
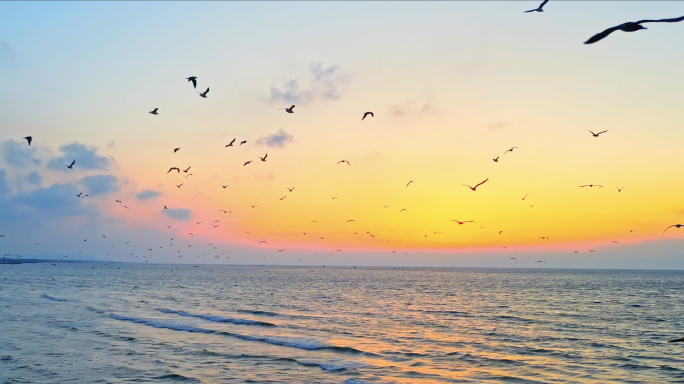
left=2, top=264, right=684, bottom=383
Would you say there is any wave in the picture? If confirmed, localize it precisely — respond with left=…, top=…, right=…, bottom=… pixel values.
left=109, top=314, right=365, bottom=354
left=152, top=373, right=202, bottom=382
left=237, top=309, right=280, bottom=317
left=160, top=309, right=276, bottom=326
left=41, top=294, right=67, bottom=302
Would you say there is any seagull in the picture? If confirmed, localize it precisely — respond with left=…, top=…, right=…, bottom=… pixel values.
left=259, top=154, right=268, bottom=162
left=226, top=138, right=236, bottom=147
left=588, top=130, right=608, bottom=137
left=616, top=186, right=626, bottom=192
left=185, top=173, right=194, bottom=178
left=579, top=185, right=603, bottom=188
left=279, top=196, right=286, bottom=200
left=278, top=249, right=285, bottom=252
left=76, top=192, right=83, bottom=198
left=164, top=205, right=168, bottom=209
left=663, top=224, right=684, bottom=233
left=499, top=231, right=504, bottom=235
left=525, top=0, right=549, bottom=13
left=251, top=205, right=258, bottom=208
left=337, top=160, right=350, bottom=165
left=183, top=166, right=191, bottom=173
left=279, top=105, right=295, bottom=113
left=176, top=183, right=183, bottom=188
left=520, top=193, right=529, bottom=201
left=222, top=185, right=227, bottom=189
left=331, top=197, right=339, bottom=200
left=534, top=260, right=547, bottom=264
left=400, top=209, right=408, bottom=213
left=244, top=161, right=252, bottom=166
left=167, top=167, right=180, bottom=174
left=539, top=237, right=550, bottom=240
left=149, top=108, right=159, bottom=115
left=451, top=220, right=474, bottom=225
left=83, top=239, right=88, bottom=242
left=362, top=112, right=374, bottom=120
left=23, top=136, right=33, bottom=146
left=347, top=219, right=355, bottom=222
left=287, top=187, right=295, bottom=192
left=115, top=200, right=121, bottom=203
left=504, top=147, right=518, bottom=155
left=258, top=240, right=268, bottom=245
left=102, top=234, right=106, bottom=238
left=198, top=87, right=209, bottom=98
left=188, top=233, right=193, bottom=236
left=186, top=76, right=197, bottom=88
left=173, top=147, right=181, bottom=153
left=462, top=178, right=489, bottom=191
left=240, top=141, right=247, bottom=146
left=585, top=16, right=684, bottom=44
left=65, top=160, right=75, bottom=169
left=406, top=181, right=414, bottom=187
left=493, top=157, right=499, bottom=162
left=612, top=241, right=619, bottom=244
left=509, top=257, right=518, bottom=261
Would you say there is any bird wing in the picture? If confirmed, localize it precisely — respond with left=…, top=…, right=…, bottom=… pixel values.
left=168, top=167, right=179, bottom=173
left=205, top=88, right=210, bottom=94
left=474, top=178, right=489, bottom=188
left=597, top=130, right=608, bottom=135
left=539, top=0, right=549, bottom=9
left=264, top=154, right=268, bottom=159
left=69, top=160, right=75, bottom=167
left=191, top=79, right=197, bottom=88
left=291, top=105, right=295, bottom=110
left=584, top=25, right=622, bottom=44
left=663, top=225, right=675, bottom=233
left=229, top=138, right=235, bottom=145
left=637, top=16, right=684, bottom=24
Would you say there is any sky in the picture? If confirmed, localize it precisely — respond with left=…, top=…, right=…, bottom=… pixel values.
left=1, top=1, right=684, bottom=268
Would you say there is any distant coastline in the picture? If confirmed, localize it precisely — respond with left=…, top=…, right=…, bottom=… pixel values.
left=0, top=258, right=105, bottom=265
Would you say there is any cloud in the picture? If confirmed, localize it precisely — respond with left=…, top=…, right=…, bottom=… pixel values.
left=488, top=122, right=507, bottom=131
left=163, top=208, right=193, bottom=221
left=26, top=171, right=41, bottom=186
left=1, top=140, right=41, bottom=167
left=390, top=96, right=431, bottom=117
left=47, top=142, right=114, bottom=171
left=79, top=175, right=119, bottom=196
left=136, top=189, right=163, bottom=201
left=254, top=172, right=276, bottom=181
left=0, top=168, right=9, bottom=195
left=256, top=129, right=294, bottom=148
left=13, top=183, right=87, bottom=218
left=266, top=63, right=350, bottom=105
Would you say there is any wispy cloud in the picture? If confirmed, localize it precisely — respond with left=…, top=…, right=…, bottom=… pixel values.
left=163, top=208, right=192, bottom=221
left=1, top=140, right=41, bottom=167
left=256, top=129, right=294, bottom=148
left=488, top=122, right=507, bottom=131
left=136, top=189, right=163, bottom=201
left=47, top=142, right=114, bottom=172
left=254, top=172, right=276, bottom=181
left=265, top=63, right=350, bottom=105
left=390, top=96, right=431, bottom=117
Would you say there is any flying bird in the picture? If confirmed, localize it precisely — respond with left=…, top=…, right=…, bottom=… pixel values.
left=539, top=237, right=550, bottom=240
left=222, top=185, right=227, bottom=189
left=663, top=224, right=684, bottom=233
left=525, top=0, right=549, bottom=13
left=176, top=183, right=183, bottom=188
left=406, top=181, right=414, bottom=187
left=585, top=16, right=684, bottom=44
left=226, top=138, right=236, bottom=147
left=183, top=166, right=191, bottom=173
left=462, top=178, right=489, bottom=191
left=534, top=260, right=547, bottom=264
left=362, top=112, right=374, bottom=120
left=337, top=160, right=350, bottom=165
left=588, top=130, right=608, bottom=137
left=616, top=186, right=626, bottom=192
left=186, top=76, right=197, bottom=88
left=279, top=105, right=295, bottom=113
left=244, top=161, right=252, bottom=166
left=198, top=87, right=209, bottom=98
left=173, top=147, right=181, bottom=153
left=279, top=196, right=286, bottom=200
left=493, top=157, right=499, bottom=163
left=520, top=193, right=529, bottom=201
left=164, top=205, right=168, bottom=209
left=23, top=136, right=33, bottom=146
left=579, top=185, right=603, bottom=188
left=400, top=209, right=408, bottom=213
left=115, top=200, right=121, bottom=203
left=509, top=257, right=518, bottom=261
left=451, top=220, right=474, bottom=225
left=259, top=154, right=268, bottom=162
left=185, top=173, right=194, bottom=178
left=65, top=160, right=75, bottom=169
left=240, top=140, right=247, bottom=145
left=504, top=147, right=518, bottom=155
left=76, top=192, right=82, bottom=197
left=287, top=187, right=295, bottom=192
left=149, top=108, right=158, bottom=115
left=167, top=167, right=180, bottom=174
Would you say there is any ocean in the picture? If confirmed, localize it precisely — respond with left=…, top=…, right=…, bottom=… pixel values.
left=1, top=263, right=684, bottom=383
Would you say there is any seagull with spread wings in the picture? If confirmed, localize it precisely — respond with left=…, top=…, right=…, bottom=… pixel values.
left=525, top=0, right=549, bottom=13
left=585, top=16, right=684, bottom=44
left=588, top=130, right=608, bottom=137
left=462, top=178, right=489, bottom=191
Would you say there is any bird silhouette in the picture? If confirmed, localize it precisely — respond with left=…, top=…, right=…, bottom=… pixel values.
left=616, top=186, right=626, bottom=192
left=259, top=154, right=268, bottom=162
left=451, top=220, right=474, bottom=225
left=226, top=138, right=236, bottom=147
left=149, top=108, right=158, bottom=115
left=198, top=87, right=209, bottom=98
left=76, top=192, right=82, bottom=197
left=493, top=157, right=499, bottom=162
left=462, top=178, right=489, bottom=191
left=509, top=257, right=518, bottom=261
left=663, top=224, right=684, bottom=233
left=287, top=187, right=295, bottom=192
left=337, top=160, right=350, bottom=165
left=167, top=167, right=180, bottom=174
left=65, top=160, right=75, bottom=169
left=244, top=161, right=252, bottom=166
left=362, top=112, right=374, bottom=120
left=588, top=130, right=608, bottom=137
left=173, top=147, right=181, bottom=153
left=406, top=181, right=414, bottom=187
left=23, top=136, right=32, bottom=146
left=534, top=260, right=547, bottom=264
left=520, top=193, right=529, bottom=200
left=400, top=209, right=408, bottom=213
left=525, top=0, right=549, bottom=13
left=585, top=16, right=684, bottom=44
left=240, top=140, right=247, bottom=145
left=579, top=185, right=603, bottom=188
left=183, top=166, right=191, bottom=173
left=279, top=196, right=286, bottom=200
left=222, top=185, right=227, bottom=189
left=186, top=76, right=197, bottom=88
left=504, top=147, right=518, bottom=155
left=176, top=183, right=183, bottom=188
left=539, top=237, right=550, bottom=240
left=280, top=105, right=295, bottom=113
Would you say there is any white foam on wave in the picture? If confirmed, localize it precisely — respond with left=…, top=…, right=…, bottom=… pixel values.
left=159, top=309, right=276, bottom=326
left=109, top=314, right=213, bottom=333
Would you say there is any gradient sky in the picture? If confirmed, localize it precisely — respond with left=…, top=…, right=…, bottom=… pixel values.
left=1, top=1, right=684, bottom=268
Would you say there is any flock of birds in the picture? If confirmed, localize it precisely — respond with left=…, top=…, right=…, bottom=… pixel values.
left=4, top=2, right=684, bottom=271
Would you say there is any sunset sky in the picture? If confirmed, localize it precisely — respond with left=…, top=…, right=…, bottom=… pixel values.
left=1, top=1, right=683, bottom=268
